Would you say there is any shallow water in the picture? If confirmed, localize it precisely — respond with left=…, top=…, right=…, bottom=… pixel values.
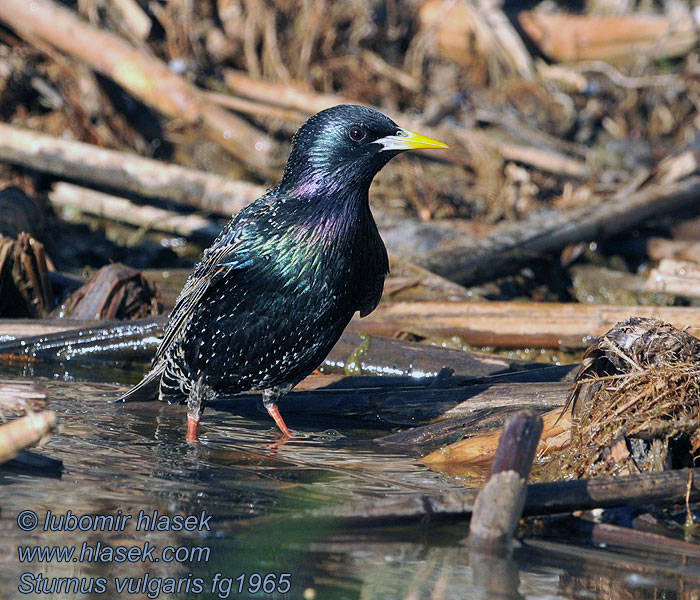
left=2, top=366, right=700, bottom=599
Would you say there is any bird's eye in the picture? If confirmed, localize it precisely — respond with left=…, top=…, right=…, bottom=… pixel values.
left=348, top=125, right=366, bottom=142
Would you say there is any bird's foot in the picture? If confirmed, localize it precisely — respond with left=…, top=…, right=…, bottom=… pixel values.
left=264, top=402, right=291, bottom=437
left=185, top=376, right=215, bottom=443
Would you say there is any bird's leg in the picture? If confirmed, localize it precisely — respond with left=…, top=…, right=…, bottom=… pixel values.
left=186, top=377, right=215, bottom=443
left=186, top=413, right=199, bottom=443
left=262, top=387, right=291, bottom=437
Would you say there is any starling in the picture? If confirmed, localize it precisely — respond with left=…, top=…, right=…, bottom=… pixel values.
left=120, top=105, right=448, bottom=440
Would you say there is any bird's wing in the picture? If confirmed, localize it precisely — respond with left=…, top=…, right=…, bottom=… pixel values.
left=153, top=235, right=250, bottom=363
left=358, top=229, right=389, bottom=318
left=359, top=274, right=385, bottom=317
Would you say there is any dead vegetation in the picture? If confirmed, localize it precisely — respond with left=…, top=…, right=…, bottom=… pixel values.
left=553, top=317, right=700, bottom=478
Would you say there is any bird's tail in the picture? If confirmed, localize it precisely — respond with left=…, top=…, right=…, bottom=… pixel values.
left=117, top=363, right=165, bottom=402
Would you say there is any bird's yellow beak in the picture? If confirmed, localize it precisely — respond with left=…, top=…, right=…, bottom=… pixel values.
left=376, top=128, right=449, bottom=151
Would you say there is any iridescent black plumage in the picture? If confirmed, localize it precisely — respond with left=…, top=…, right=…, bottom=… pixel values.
left=120, top=105, right=447, bottom=437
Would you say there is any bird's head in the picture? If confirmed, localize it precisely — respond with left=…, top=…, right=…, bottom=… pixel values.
left=279, top=105, right=448, bottom=197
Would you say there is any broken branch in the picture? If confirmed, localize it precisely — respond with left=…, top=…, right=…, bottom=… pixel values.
left=49, top=183, right=222, bottom=241
left=413, top=177, right=700, bottom=286
left=0, top=123, right=265, bottom=215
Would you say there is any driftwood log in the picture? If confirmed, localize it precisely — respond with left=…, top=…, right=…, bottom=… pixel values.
left=0, top=317, right=541, bottom=379
left=214, top=381, right=567, bottom=429
left=316, top=467, right=700, bottom=524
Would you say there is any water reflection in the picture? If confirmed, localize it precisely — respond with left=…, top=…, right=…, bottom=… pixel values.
left=1, top=376, right=700, bottom=599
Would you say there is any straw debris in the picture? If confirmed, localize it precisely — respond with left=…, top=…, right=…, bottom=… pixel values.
left=554, top=317, right=700, bottom=477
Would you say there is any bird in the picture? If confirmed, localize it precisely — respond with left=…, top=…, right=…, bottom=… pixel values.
left=119, top=105, right=448, bottom=441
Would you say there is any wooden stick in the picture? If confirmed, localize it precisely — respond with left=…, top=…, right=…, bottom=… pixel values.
left=317, top=467, right=700, bottom=523
left=422, top=407, right=569, bottom=466
left=360, top=50, right=422, bottom=92
left=413, top=177, right=700, bottom=286
left=464, top=132, right=589, bottom=179
left=0, top=411, right=56, bottom=464
left=224, top=69, right=344, bottom=115
left=0, top=0, right=276, bottom=176
left=518, top=11, right=697, bottom=62
left=351, top=300, right=700, bottom=349
left=468, top=410, right=543, bottom=548
left=49, top=183, right=222, bottom=241
left=204, top=90, right=307, bottom=124
left=109, top=0, right=151, bottom=41
left=645, top=258, right=700, bottom=298
left=0, top=123, right=265, bottom=215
